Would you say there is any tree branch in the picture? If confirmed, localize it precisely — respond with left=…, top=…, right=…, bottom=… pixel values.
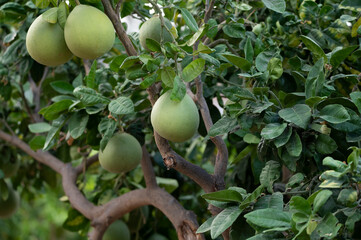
left=75, top=154, right=99, bottom=176
left=101, top=0, right=138, bottom=56
left=141, top=145, right=158, bottom=188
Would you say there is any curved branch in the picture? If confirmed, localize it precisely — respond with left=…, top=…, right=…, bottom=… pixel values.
left=75, top=154, right=99, bottom=176
left=93, top=188, right=203, bottom=240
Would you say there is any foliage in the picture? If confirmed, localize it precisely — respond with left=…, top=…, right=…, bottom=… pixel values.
left=1, top=0, right=361, bottom=239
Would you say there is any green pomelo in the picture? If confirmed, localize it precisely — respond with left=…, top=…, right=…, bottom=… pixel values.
left=26, top=15, right=72, bottom=66
left=148, top=233, right=168, bottom=240
left=0, top=182, right=19, bottom=218
left=151, top=91, right=199, bottom=142
left=139, top=15, right=173, bottom=50
left=0, top=158, right=19, bottom=178
left=103, top=220, right=130, bottom=240
left=99, top=133, right=142, bottom=173
left=64, top=5, right=115, bottom=59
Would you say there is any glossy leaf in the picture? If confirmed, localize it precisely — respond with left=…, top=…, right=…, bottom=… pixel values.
left=182, top=58, right=205, bottom=82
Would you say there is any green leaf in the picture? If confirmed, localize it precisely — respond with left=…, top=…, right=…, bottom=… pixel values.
left=187, top=24, right=206, bottom=47
left=260, top=160, right=281, bottom=192
left=274, top=127, right=292, bottom=148
left=322, top=156, right=348, bottom=171
left=28, top=122, right=51, bottom=133
left=279, top=104, right=311, bottom=129
left=42, top=7, right=58, bottom=24
left=179, top=8, right=198, bottom=32
left=330, top=45, right=357, bottom=69
left=350, top=92, right=361, bottom=114
left=337, top=189, right=357, bottom=206
left=170, top=76, right=186, bottom=102
left=300, top=35, right=327, bottom=62
left=254, top=192, right=284, bottom=210
left=29, top=135, right=46, bottom=150
left=256, top=51, right=275, bottom=72
left=62, top=208, right=89, bottom=232
left=313, top=213, right=341, bottom=239
left=345, top=211, right=361, bottom=233
left=202, top=189, right=243, bottom=203
left=340, top=0, right=361, bottom=11
left=285, top=132, right=302, bottom=157
left=267, top=58, right=283, bottom=81
left=318, top=104, right=350, bottom=124
left=199, top=53, right=220, bottom=67
left=120, top=56, right=139, bottom=69
left=240, top=185, right=264, bottom=208
left=261, top=123, right=287, bottom=140
left=210, top=206, right=242, bottom=239
left=73, top=86, right=110, bottom=106
left=245, top=208, right=291, bottom=229
left=57, top=2, right=68, bottom=29
left=50, top=81, right=74, bottom=95
left=145, top=38, right=161, bottom=52
left=245, top=37, right=254, bottom=63
left=86, top=60, right=97, bottom=89
left=261, top=0, right=286, bottom=13
left=108, top=97, right=134, bottom=115
left=222, top=54, right=251, bottom=71
left=347, top=147, right=361, bottom=172
left=223, top=23, right=245, bottom=38
left=289, top=196, right=311, bottom=225
left=209, top=116, right=238, bottom=137
left=98, top=118, right=117, bottom=151
left=156, top=177, right=179, bottom=193
left=39, top=99, right=73, bottom=120
left=286, top=173, right=304, bottom=188
left=68, top=111, right=89, bottom=139
left=315, top=134, right=337, bottom=154
left=313, top=190, right=332, bottom=213
left=161, top=67, right=176, bottom=87
left=35, top=0, right=50, bottom=8
left=182, top=58, right=205, bottom=82
left=197, top=216, right=215, bottom=234
left=43, top=115, right=68, bottom=151
left=243, top=133, right=260, bottom=144
left=140, top=74, right=157, bottom=89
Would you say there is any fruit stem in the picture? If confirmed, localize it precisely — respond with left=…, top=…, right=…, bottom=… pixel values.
left=75, top=0, right=80, bottom=5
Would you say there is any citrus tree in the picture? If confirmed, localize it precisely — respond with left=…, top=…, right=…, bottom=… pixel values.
left=1, top=0, right=361, bottom=239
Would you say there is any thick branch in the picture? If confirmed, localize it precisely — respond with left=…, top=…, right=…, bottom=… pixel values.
left=93, top=188, right=203, bottom=240
left=141, top=145, right=158, bottom=188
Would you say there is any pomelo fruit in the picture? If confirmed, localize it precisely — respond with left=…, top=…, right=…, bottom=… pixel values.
left=26, top=15, right=72, bottom=66
left=64, top=5, right=115, bottom=59
left=151, top=91, right=199, bottom=142
left=103, top=220, right=130, bottom=240
left=139, top=15, right=173, bottom=50
left=0, top=182, right=19, bottom=218
left=99, top=133, right=142, bottom=173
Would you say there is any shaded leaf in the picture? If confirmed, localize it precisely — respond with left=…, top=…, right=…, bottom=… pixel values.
left=279, top=104, right=311, bottom=129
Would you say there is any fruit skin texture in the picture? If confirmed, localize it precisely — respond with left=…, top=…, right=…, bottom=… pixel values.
left=103, top=220, right=130, bottom=240
left=151, top=91, right=199, bottom=142
left=139, top=15, right=173, bottom=50
left=0, top=182, right=19, bottom=218
left=64, top=5, right=115, bottom=59
left=26, top=15, right=72, bottom=66
left=99, top=133, right=142, bottom=173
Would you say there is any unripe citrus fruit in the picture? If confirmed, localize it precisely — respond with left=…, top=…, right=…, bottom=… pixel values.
left=64, top=5, right=115, bottom=59
left=0, top=158, right=19, bottom=178
left=26, top=15, right=72, bottom=66
left=0, top=182, right=19, bottom=218
left=139, top=15, right=173, bottom=50
left=149, top=233, right=168, bottom=240
left=151, top=91, right=199, bottom=142
left=103, top=220, right=130, bottom=240
left=99, top=133, right=142, bottom=173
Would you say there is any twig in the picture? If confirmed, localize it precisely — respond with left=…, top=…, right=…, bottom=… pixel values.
left=207, top=38, right=238, bottom=56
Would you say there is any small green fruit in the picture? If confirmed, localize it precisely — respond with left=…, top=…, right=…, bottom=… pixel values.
left=0, top=158, right=19, bottom=178
left=26, top=15, right=72, bottom=66
left=64, top=5, right=115, bottom=59
left=139, top=15, right=173, bottom=51
left=151, top=91, right=199, bottom=142
left=103, top=220, right=130, bottom=240
left=148, top=233, right=168, bottom=240
left=0, top=182, right=19, bottom=218
left=99, top=133, right=142, bottom=173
